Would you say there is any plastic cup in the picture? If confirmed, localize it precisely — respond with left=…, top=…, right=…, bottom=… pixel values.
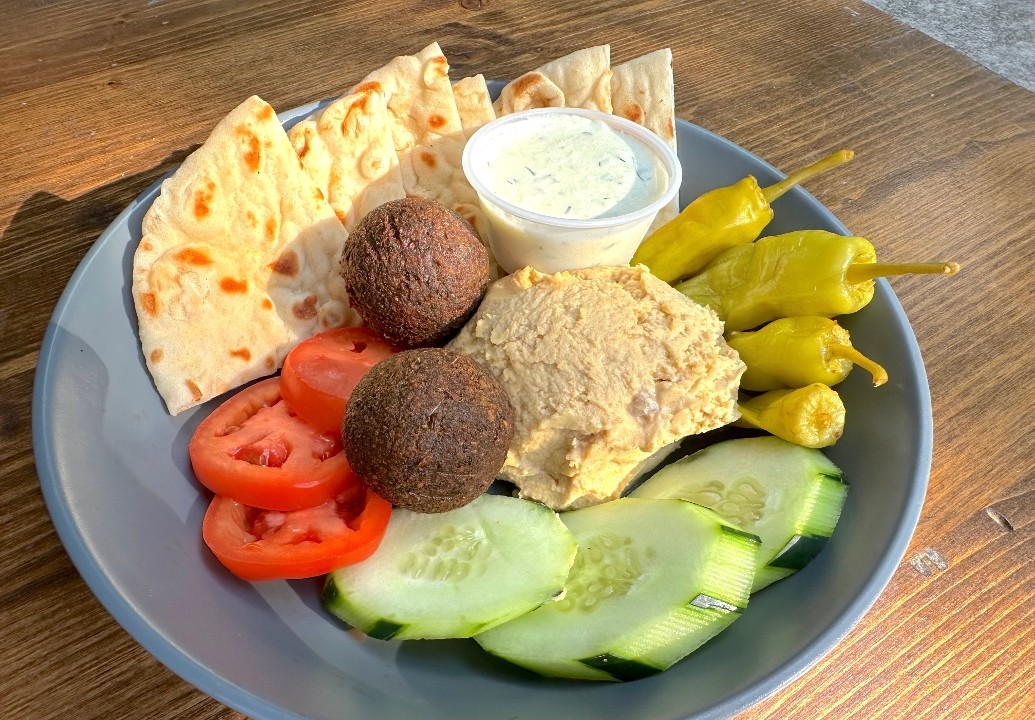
left=462, top=107, right=682, bottom=275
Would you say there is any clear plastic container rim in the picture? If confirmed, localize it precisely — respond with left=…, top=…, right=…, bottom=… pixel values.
left=461, top=107, right=683, bottom=230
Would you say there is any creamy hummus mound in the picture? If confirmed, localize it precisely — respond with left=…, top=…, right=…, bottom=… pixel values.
left=447, top=265, right=745, bottom=511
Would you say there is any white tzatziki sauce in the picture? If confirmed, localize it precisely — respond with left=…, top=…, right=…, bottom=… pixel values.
left=481, top=113, right=666, bottom=220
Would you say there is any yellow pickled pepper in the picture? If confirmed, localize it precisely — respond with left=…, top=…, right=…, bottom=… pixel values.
left=727, top=316, right=889, bottom=391
left=736, top=383, right=846, bottom=449
left=631, top=150, right=855, bottom=283
left=675, top=229, right=960, bottom=332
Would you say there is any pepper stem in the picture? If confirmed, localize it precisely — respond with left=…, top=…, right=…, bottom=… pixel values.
left=762, top=149, right=855, bottom=203
left=845, top=261, right=960, bottom=284
left=828, top=345, right=889, bottom=386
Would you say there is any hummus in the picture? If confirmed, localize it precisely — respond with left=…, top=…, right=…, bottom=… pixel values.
left=448, top=265, right=745, bottom=511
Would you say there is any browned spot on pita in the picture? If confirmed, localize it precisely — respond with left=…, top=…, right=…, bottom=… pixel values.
left=365, top=155, right=385, bottom=175
left=271, top=250, right=299, bottom=277
left=140, top=239, right=153, bottom=252
left=513, top=72, right=542, bottom=97
left=229, top=347, right=252, bottom=361
left=419, top=151, right=437, bottom=169
left=315, top=187, right=325, bottom=201
left=666, top=117, right=675, bottom=139
left=264, top=355, right=276, bottom=371
left=193, top=180, right=216, bottom=220
left=297, top=132, right=312, bottom=159
left=140, top=292, right=158, bottom=316
left=335, top=208, right=348, bottom=222
left=237, top=126, right=262, bottom=172
left=220, top=277, right=248, bottom=293
left=428, top=56, right=448, bottom=78
left=341, top=94, right=373, bottom=138
left=293, top=294, right=318, bottom=320
left=258, top=103, right=275, bottom=121
left=262, top=298, right=273, bottom=310
left=186, top=379, right=203, bottom=402
left=150, top=349, right=163, bottom=364
left=621, top=102, right=645, bottom=125
left=356, top=81, right=382, bottom=94
left=265, top=217, right=278, bottom=243
left=427, top=113, right=446, bottom=129
left=175, top=247, right=213, bottom=266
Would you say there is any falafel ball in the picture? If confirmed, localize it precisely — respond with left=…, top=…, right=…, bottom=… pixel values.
left=343, top=348, right=515, bottom=513
left=341, top=197, right=490, bottom=348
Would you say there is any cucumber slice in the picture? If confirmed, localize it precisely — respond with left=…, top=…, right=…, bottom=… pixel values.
left=631, top=436, right=847, bottom=591
left=474, top=498, right=760, bottom=681
left=323, top=494, right=577, bottom=640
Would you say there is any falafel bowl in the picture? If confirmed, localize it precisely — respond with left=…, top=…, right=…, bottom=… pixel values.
left=34, top=44, right=936, bottom=720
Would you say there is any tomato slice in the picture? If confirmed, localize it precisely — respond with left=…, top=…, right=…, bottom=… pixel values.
left=280, top=327, right=400, bottom=435
left=189, top=378, right=350, bottom=511
left=202, top=481, right=392, bottom=581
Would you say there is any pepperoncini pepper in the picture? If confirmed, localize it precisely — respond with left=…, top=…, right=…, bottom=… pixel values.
left=631, top=149, right=854, bottom=283
left=675, top=229, right=960, bottom=332
left=736, top=384, right=845, bottom=448
left=727, top=316, right=888, bottom=391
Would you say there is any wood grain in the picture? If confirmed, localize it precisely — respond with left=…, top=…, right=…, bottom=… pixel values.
left=2, top=1, right=1033, bottom=718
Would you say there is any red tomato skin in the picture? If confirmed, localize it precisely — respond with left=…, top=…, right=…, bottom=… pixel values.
left=189, top=378, right=351, bottom=511
left=202, top=484, right=392, bottom=581
left=279, top=327, right=399, bottom=434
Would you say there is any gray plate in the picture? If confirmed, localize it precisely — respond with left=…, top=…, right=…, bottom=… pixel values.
left=32, top=99, right=931, bottom=720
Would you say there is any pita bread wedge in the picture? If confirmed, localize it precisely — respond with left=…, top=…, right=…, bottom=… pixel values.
left=452, top=74, right=496, bottom=136
left=495, top=45, right=613, bottom=114
left=611, top=48, right=680, bottom=230
left=133, top=95, right=359, bottom=415
left=493, top=71, right=565, bottom=115
left=288, top=88, right=405, bottom=231
left=450, top=73, right=498, bottom=252
left=611, top=49, right=676, bottom=149
left=349, top=43, right=492, bottom=255
left=349, top=43, right=469, bottom=201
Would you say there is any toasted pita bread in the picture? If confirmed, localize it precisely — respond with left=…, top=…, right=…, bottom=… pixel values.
left=288, top=88, right=405, bottom=231
left=350, top=43, right=493, bottom=257
left=493, top=71, right=565, bottom=115
left=496, top=45, right=613, bottom=114
left=611, top=49, right=676, bottom=149
left=450, top=74, right=498, bottom=251
left=349, top=44, right=469, bottom=202
left=452, top=74, right=496, bottom=136
left=611, top=48, right=680, bottom=230
left=133, top=95, right=358, bottom=415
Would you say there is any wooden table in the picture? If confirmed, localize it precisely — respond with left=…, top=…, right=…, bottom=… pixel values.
left=2, top=1, right=1033, bottom=718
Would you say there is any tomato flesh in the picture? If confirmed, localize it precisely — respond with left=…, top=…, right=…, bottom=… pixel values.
left=189, top=378, right=351, bottom=511
left=280, top=327, right=399, bottom=434
left=203, top=481, right=392, bottom=581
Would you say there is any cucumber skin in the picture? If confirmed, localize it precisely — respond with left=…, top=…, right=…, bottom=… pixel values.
left=475, top=498, right=759, bottom=681
left=323, top=495, right=577, bottom=640
left=631, top=436, right=847, bottom=592
left=481, top=648, right=618, bottom=682
left=580, top=655, right=660, bottom=681
left=768, top=533, right=832, bottom=571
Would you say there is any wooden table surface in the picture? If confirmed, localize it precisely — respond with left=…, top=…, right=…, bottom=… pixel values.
left=2, top=1, right=1033, bottom=718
